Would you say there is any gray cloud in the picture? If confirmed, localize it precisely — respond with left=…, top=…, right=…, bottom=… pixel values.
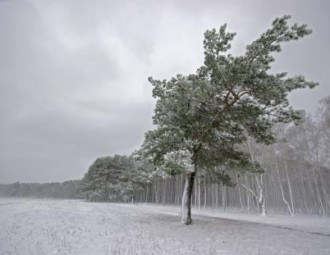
left=0, top=0, right=329, bottom=183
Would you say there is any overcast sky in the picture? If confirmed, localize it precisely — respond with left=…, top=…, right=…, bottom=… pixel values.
left=1, top=0, right=329, bottom=183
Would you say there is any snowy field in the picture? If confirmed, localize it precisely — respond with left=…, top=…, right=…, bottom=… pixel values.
left=0, top=199, right=330, bottom=255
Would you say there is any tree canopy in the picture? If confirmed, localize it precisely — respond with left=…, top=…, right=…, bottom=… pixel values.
left=139, top=15, right=317, bottom=179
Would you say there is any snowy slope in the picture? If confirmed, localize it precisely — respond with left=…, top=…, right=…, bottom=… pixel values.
left=0, top=198, right=329, bottom=255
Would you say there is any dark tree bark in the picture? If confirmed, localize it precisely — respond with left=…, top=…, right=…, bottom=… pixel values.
left=181, top=171, right=196, bottom=225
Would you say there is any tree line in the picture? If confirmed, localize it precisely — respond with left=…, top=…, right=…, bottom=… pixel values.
left=130, top=109, right=330, bottom=217
left=1, top=103, right=329, bottom=216
left=0, top=180, right=81, bottom=199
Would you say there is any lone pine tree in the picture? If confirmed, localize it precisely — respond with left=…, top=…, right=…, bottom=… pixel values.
left=137, top=15, right=317, bottom=225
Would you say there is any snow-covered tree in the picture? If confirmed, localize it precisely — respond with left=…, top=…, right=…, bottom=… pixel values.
left=137, top=15, right=317, bottom=224
left=79, top=155, right=150, bottom=202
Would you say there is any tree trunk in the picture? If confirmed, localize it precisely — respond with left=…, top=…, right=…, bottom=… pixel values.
left=163, top=179, right=166, bottom=206
left=154, top=177, right=158, bottom=204
left=197, top=175, right=201, bottom=210
left=298, top=167, right=309, bottom=213
left=312, top=166, right=326, bottom=216
left=275, top=160, right=294, bottom=215
left=255, top=175, right=267, bottom=216
left=221, top=185, right=226, bottom=212
left=316, top=164, right=330, bottom=212
left=204, top=178, right=207, bottom=208
left=215, top=184, right=219, bottom=209
left=144, top=185, right=148, bottom=202
left=194, top=178, right=197, bottom=207
left=246, top=139, right=266, bottom=215
left=237, top=175, right=244, bottom=211
left=181, top=172, right=196, bottom=225
left=284, top=162, right=295, bottom=215
left=244, top=175, right=250, bottom=213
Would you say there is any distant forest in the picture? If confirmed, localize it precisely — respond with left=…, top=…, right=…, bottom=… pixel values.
left=0, top=180, right=81, bottom=199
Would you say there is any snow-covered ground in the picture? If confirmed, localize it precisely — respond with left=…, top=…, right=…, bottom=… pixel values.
left=0, top=199, right=329, bottom=255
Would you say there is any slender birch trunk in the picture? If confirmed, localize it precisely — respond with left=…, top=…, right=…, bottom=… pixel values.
left=237, top=175, right=244, bottom=211
left=284, top=162, right=295, bottom=215
left=244, top=174, right=250, bottom=213
left=275, top=159, right=294, bottom=215
left=221, top=186, right=226, bottom=212
left=204, top=178, right=207, bottom=208
left=198, top=175, right=201, bottom=210
left=154, top=178, right=159, bottom=204
left=163, top=179, right=166, bottom=206
left=255, top=175, right=266, bottom=216
left=312, top=166, right=326, bottom=216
